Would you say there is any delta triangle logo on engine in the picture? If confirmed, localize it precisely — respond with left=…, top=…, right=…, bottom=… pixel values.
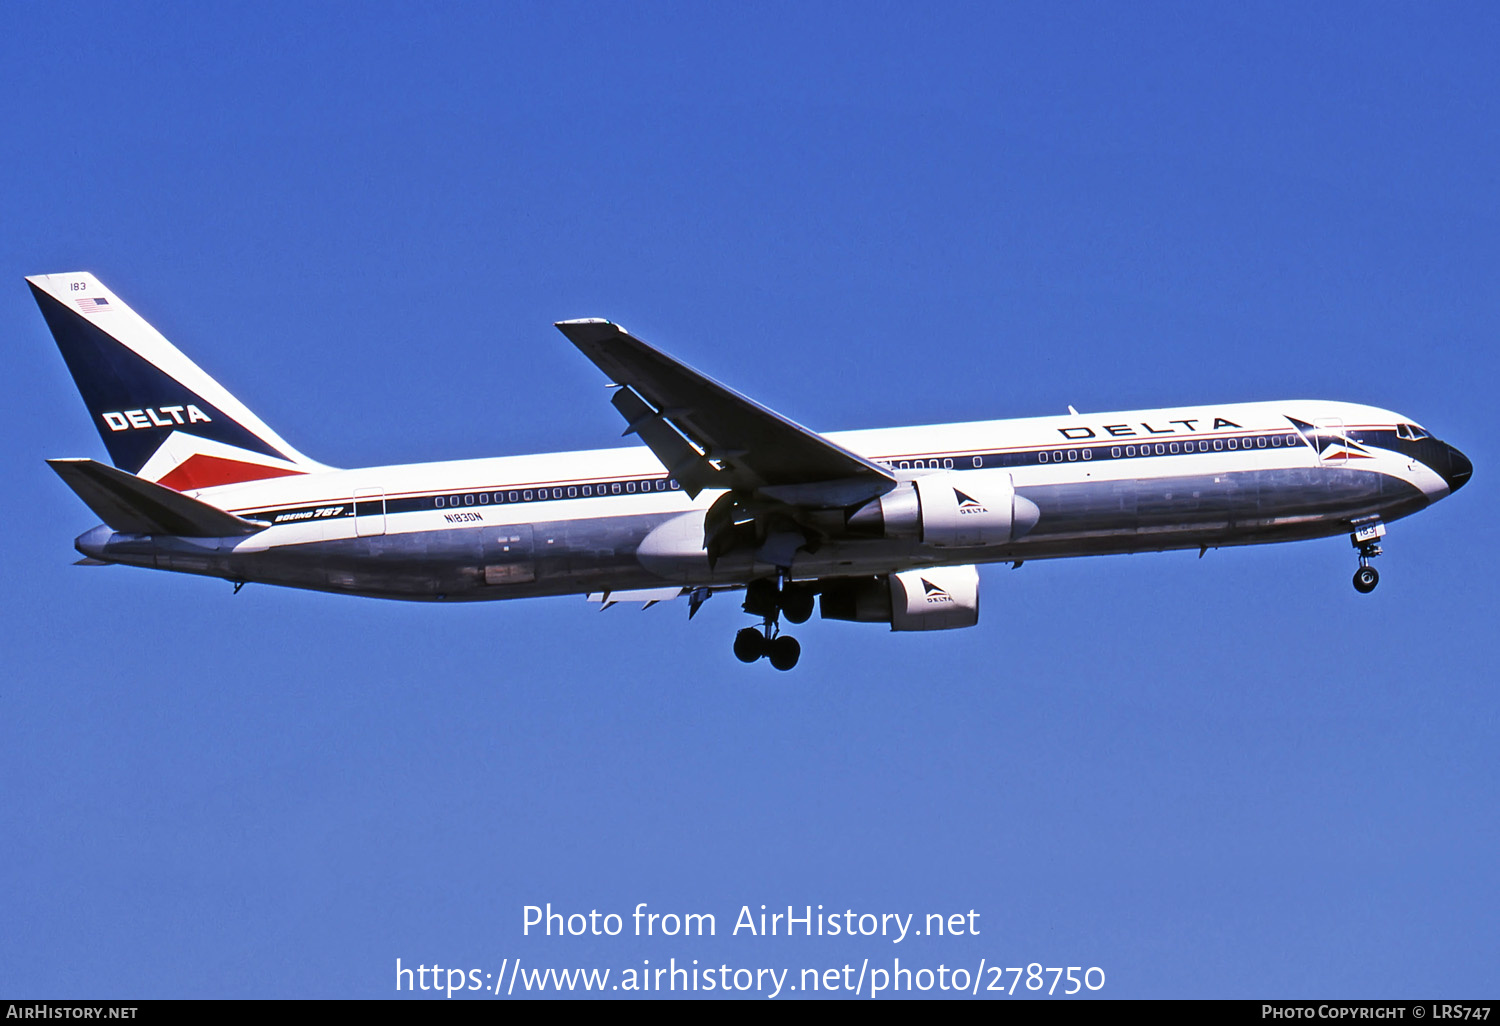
left=954, top=488, right=987, bottom=515
left=920, top=578, right=954, bottom=604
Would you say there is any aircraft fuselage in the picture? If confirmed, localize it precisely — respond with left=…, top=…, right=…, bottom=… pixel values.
left=77, top=399, right=1470, bottom=601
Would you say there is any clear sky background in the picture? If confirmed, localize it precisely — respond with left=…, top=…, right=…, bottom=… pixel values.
left=2, top=2, right=1495, bottom=1000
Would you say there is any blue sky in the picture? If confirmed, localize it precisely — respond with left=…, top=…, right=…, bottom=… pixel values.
left=2, top=2, right=1496, bottom=999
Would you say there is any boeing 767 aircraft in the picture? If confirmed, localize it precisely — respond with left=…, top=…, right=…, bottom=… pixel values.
left=30, top=272, right=1472, bottom=670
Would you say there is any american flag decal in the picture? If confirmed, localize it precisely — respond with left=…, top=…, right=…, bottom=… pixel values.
left=75, top=297, right=111, bottom=313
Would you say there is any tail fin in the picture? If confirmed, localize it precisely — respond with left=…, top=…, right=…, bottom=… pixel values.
left=27, top=272, right=330, bottom=490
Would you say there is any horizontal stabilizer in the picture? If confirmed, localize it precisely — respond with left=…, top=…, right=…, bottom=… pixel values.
left=48, top=458, right=270, bottom=537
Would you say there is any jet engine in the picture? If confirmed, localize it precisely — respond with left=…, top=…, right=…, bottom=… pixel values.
left=819, top=565, right=980, bottom=631
left=845, top=470, right=1039, bottom=547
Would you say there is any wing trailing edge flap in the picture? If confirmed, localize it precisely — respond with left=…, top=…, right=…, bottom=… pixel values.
left=609, top=385, right=721, bottom=495
left=586, top=587, right=685, bottom=610
left=586, top=586, right=724, bottom=616
left=557, top=319, right=894, bottom=507
left=48, top=458, right=270, bottom=537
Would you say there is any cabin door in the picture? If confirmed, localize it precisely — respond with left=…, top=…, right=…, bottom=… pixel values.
left=354, top=488, right=386, bottom=537
left=1312, top=418, right=1348, bottom=465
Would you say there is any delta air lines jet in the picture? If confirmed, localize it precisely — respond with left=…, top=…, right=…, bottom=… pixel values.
left=30, top=273, right=1472, bottom=670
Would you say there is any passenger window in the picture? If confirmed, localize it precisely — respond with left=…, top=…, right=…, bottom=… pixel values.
left=523, top=490, right=533, bottom=501
left=1169, top=442, right=1179, bottom=454
left=568, top=487, right=577, bottom=498
left=464, top=494, right=474, bottom=505
left=1213, top=440, right=1223, bottom=451
left=1067, top=450, right=1077, bottom=461
left=434, top=496, right=445, bottom=508
left=1082, top=449, right=1092, bottom=460
left=479, top=493, right=489, bottom=504
left=1257, top=437, right=1265, bottom=448
left=944, top=458, right=953, bottom=469
left=612, top=483, right=621, bottom=494
left=1111, top=447, right=1121, bottom=458
left=1126, top=446, right=1136, bottom=456
left=509, top=491, right=520, bottom=501
left=973, top=456, right=982, bottom=468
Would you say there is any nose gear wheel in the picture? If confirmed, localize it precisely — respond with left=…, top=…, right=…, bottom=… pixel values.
left=1349, top=518, right=1385, bottom=594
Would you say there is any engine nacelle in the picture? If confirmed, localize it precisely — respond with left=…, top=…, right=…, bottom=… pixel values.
left=819, top=565, right=980, bottom=631
left=846, top=470, right=1039, bottom=547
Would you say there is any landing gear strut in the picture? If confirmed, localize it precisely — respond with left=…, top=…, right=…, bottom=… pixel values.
left=733, top=577, right=807, bottom=670
left=1350, top=517, right=1385, bottom=594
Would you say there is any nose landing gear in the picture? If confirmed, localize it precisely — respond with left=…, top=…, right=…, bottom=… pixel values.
left=732, top=577, right=807, bottom=669
left=1350, top=517, right=1385, bottom=594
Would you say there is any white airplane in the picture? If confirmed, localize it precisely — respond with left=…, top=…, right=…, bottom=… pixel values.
left=30, top=272, right=1472, bottom=670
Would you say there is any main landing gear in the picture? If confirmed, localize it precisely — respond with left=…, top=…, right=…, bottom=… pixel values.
left=734, top=627, right=801, bottom=671
left=733, top=577, right=814, bottom=670
left=1350, top=517, right=1386, bottom=594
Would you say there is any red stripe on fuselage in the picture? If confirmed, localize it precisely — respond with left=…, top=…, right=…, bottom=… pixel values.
left=155, top=453, right=305, bottom=491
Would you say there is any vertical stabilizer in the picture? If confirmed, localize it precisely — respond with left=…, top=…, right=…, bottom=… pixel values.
left=27, top=272, right=331, bottom=490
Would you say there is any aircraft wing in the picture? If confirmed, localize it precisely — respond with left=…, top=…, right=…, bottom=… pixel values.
left=555, top=319, right=895, bottom=506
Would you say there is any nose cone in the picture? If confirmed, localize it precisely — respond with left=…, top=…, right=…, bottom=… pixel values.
left=1442, top=444, right=1472, bottom=494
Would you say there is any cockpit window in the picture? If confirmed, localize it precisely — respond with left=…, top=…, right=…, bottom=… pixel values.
left=1396, top=423, right=1431, bottom=441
